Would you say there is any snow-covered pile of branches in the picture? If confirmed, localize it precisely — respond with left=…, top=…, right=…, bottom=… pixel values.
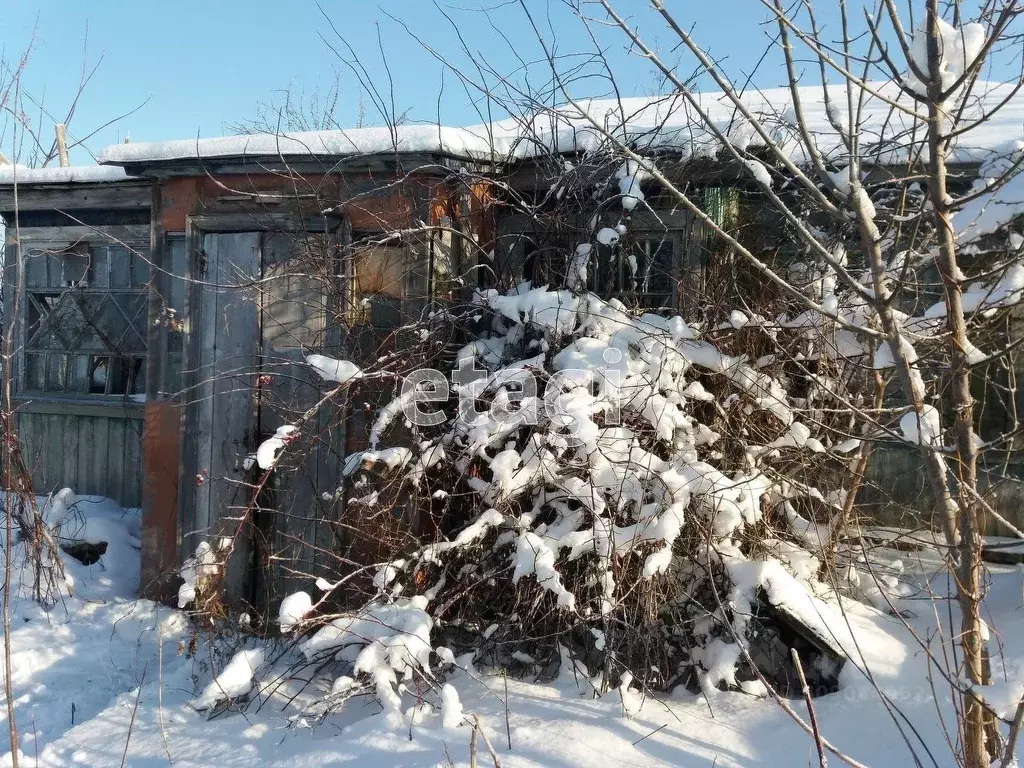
left=276, top=275, right=898, bottom=705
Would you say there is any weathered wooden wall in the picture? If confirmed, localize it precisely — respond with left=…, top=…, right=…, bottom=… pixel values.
left=858, top=441, right=1024, bottom=536
left=120, top=161, right=500, bottom=611
left=17, top=401, right=144, bottom=506
left=1, top=198, right=152, bottom=509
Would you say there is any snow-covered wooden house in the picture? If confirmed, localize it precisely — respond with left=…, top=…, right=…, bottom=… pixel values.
left=86, top=130, right=494, bottom=608
left=3, top=81, right=1023, bottom=611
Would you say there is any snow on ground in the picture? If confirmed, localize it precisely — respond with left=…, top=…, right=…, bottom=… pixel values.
left=2, top=498, right=1023, bottom=766
left=0, top=495, right=188, bottom=767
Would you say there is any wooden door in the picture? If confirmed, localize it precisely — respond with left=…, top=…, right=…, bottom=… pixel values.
left=191, top=232, right=262, bottom=602
left=185, top=229, right=343, bottom=615
left=258, top=231, right=343, bottom=604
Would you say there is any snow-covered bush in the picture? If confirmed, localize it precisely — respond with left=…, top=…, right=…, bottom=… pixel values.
left=278, top=277, right=885, bottom=698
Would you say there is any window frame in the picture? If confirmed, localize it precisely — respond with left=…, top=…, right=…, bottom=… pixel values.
left=16, top=239, right=150, bottom=402
left=590, top=233, right=681, bottom=310
left=346, top=231, right=451, bottom=328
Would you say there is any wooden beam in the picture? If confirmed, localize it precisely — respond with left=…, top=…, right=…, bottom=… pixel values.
left=55, top=124, right=70, bottom=168
left=13, top=396, right=144, bottom=419
left=0, top=180, right=151, bottom=214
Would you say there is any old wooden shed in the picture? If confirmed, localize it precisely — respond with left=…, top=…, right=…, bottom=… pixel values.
left=0, top=167, right=152, bottom=508
left=6, top=84, right=1024, bottom=615
left=89, top=128, right=497, bottom=612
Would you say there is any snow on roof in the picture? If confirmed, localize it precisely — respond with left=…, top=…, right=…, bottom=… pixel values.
left=77, top=80, right=1024, bottom=171
left=0, top=165, right=132, bottom=184
left=506, top=80, right=1024, bottom=165
left=97, top=124, right=506, bottom=166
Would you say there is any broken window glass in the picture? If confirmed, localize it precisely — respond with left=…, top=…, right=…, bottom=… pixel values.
left=20, top=243, right=148, bottom=397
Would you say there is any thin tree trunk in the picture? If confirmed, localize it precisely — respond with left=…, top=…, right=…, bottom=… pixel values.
left=925, top=3, right=993, bottom=763
left=1, top=153, right=22, bottom=768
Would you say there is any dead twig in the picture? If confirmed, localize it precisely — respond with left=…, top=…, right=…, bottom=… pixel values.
left=472, top=715, right=503, bottom=768
left=791, top=648, right=829, bottom=768
left=120, top=662, right=149, bottom=768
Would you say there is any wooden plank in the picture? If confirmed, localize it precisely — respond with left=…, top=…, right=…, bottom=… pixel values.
left=47, top=413, right=64, bottom=495
left=106, top=417, right=125, bottom=504
left=13, top=247, right=26, bottom=395
left=27, top=415, right=46, bottom=493
left=315, top=223, right=348, bottom=583
left=24, top=248, right=47, bottom=288
left=34, top=415, right=49, bottom=492
left=17, top=415, right=36, bottom=489
left=124, top=418, right=142, bottom=506
left=261, top=230, right=348, bottom=600
left=176, top=224, right=202, bottom=559
left=193, top=234, right=218, bottom=538
left=188, top=232, right=261, bottom=605
left=188, top=214, right=331, bottom=234
left=0, top=181, right=151, bottom=214
left=13, top=396, right=144, bottom=419
left=208, top=232, right=261, bottom=605
left=123, top=418, right=143, bottom=507
left=31, top=413, right=48, bottom=493
left=261, top=231, right=320, bottom=593
left=114, top=154, right=453, bottom=180
left=54, top=124, right=70, bottom=167
left=15, top=225, right=150, bottom=246
left=77, top=416, right=93, bottom=497
left=92, top=416, right=110, bottom=497
left=108, top=246, right=131, bottom=289
left=62, top=412, right=79, bottom=497
left=91, top=245, right=110, bottom=289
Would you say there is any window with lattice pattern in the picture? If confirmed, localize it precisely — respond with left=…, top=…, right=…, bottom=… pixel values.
left=21, top=243, right=149, bottom=397
left=591, top=236, right=678, bottom=310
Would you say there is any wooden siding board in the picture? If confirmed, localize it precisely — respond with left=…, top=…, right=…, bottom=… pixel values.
left=14, top=225, right=150, bottom=246
left=259, top=231, right=325, bottom=600
left=92, top=417, right=109, bottom=497
left=194, top=234, right=218, bottom=539
left=36, top=416, right=49, bottom=492
left=75, top=416, right=92, bottom=498
left=62, top=412, right=79, bottom=498
left=19, top=416, right=36, bottom=489
left=92, top=246, right=110, bottom=289
left=2, top=238, right=15, bottom=396
left=11, top=411, right=141, bottom=506
left=212, top=232, right=261, bottom=604
left=24, top=248, right=46, bottom=289
left=124, top=418, right=142, bottom=508
left=13, top=398, right=144, bottom=418
left=0, top=181, right=151, bottom=214
left=315, top=224, right=347, bottom=582
left=39, top=416, right=54, bottom=492
left=190, top=232, right=262, bottom=604
left=107, top=417, right=125, bottom=504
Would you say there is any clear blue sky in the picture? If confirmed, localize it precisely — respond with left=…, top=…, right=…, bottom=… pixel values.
left=2, top=1, right=839, bottom=165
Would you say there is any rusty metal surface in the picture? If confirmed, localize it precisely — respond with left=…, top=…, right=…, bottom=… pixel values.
left=140, top=400, right=181, bottom=602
